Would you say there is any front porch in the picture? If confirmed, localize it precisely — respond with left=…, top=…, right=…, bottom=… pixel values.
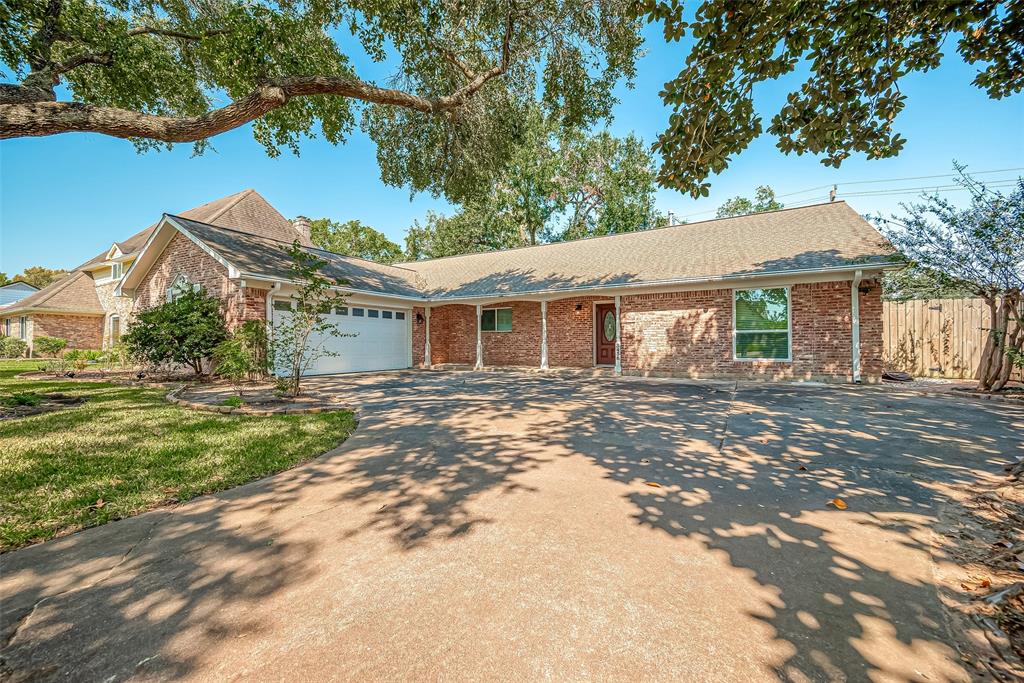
left=418, top=296, right=623, bottom=375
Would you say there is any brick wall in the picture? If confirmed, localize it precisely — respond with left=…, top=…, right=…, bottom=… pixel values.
left=94, top=279, right=135, bottom=348
left=134, top=232, right=232, bottom=313
left=32, top=314, right=104, bottom=350
left=412, top=307, right=426, bottom=366
left=421, top=279, right=884, bottom=381
left=226, top=286, right=268, bottom=330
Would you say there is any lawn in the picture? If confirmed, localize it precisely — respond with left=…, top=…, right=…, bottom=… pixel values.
left=0, top=359, right=356, bottom=550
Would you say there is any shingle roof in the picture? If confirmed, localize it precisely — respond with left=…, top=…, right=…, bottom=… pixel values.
left=394, top=201, right=895, bottom=298
left=0, top=271, right=103, bottom=314
left=169, top=216, right=426, bottom=298
left=169, top=200, right=894, bottom=302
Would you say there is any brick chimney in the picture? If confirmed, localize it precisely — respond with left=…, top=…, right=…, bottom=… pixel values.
left=292, top=215, right=311, bottom=241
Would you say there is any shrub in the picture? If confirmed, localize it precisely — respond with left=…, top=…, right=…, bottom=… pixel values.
left=213, top=320, right=270, bottom=391
left=221, top=396, right=244, bottom=408
left=123, top=289, right=228, bottom=375
left=1, top=391, right=41, bottom=407
left=34, top=336, right=68, bottom=357
left=0, top=337, right=28, bottom=358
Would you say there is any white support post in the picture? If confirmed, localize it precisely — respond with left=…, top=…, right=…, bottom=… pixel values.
left=614, top=295, right=622, bottom=375
left=424, top=306, right=432, bottom=368
left=475, top=304, right=484, bottom=370
left=851, top=269, right=863, bottom=383
left=540, top=301, right=549, bottom=370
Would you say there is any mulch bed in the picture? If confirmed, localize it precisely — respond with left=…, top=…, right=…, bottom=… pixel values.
left=0, top=393, right=88, bottom=420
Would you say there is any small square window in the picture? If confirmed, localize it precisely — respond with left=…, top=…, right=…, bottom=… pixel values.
left=352, top=308, right=365, bottom=317
left=395, top=311, right=406, bottom=320
left=382, top=310, right=393, bottom=319
left=368, top=309, right=380, bottom=318
left=273, top=299, right=292, bottom=312
left=337, top=307, right=348, bottom=315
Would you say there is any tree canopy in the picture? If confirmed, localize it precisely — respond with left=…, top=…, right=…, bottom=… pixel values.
left=1, top=0, right=642, bottom=202
left=715, top=185, right=783, bottom=218
left=405, top=114, right=664, bottom=259
left=309, top=218, right=403, bottom=264
left=0, top=266, right=68, bottom=289
left=639, top=0, right=1024, bottom=196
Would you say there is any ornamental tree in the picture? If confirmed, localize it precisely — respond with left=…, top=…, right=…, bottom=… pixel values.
left=639, top=1, right=1024, bottom=196
left=880, top=166, right=1023, bottom=392
left=122, top=288, right=227, bottom=375
left=1, top=0, right=642, bottom=202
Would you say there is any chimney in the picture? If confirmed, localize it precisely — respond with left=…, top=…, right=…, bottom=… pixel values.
left=292, top=215, right=311, bottom=240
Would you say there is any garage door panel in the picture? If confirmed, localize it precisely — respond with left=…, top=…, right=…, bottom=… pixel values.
left=273, top=306, right=410, bottom=375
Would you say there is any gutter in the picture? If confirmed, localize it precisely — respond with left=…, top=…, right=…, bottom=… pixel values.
left=851, top=269, right=863, bottom=384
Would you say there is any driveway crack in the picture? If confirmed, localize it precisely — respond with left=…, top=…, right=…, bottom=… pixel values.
left=3, top=511, right=168, bottom=650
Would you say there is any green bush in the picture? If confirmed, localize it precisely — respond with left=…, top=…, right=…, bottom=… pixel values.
left=34, top=336, right=68, bottom=357
left=1, top=391, right=41, bottom=407
left=0, top=337, right=28, bottom=358
left=221, top=396, right=244, bottom=408
left=213, top=320, right=271, bottom=388
left=123, top=289, right=228, bottom=375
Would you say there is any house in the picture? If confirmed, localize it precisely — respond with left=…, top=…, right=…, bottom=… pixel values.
left=4, top=189, right=897, bottom=381
left=0, top=281, right=39, bottom=308
left=0, top=190, right=312, bottom=353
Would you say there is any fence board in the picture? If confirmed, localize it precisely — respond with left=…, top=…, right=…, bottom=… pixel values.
left=882, top=297, right=1022, bottom=380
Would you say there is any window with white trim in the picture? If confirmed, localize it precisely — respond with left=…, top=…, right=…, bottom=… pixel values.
left=166, top=274, right=197, bottom=302
left=19, top=316, right=27, bottom=340
left=733, top=288, right=790, bottom=360
left=272, top=299, right=293, bottom=312
left=481, top=308, right=512, bottom=332
left=111, top=262, right=124, bottom=279
left=110, top=315, right=121, bottom=344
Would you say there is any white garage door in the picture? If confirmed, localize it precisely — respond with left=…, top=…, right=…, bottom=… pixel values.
left=273, top=301, right=411, bottom=375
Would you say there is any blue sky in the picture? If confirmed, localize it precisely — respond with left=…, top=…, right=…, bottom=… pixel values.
left=1, top=22, right=1022, bottom=274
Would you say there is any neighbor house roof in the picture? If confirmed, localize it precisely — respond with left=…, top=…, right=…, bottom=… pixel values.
left=393, top=201, right=896, bottom=298
left=145, top=200, right=895, bottom=303
left=0, top=271, right=103, bottom=315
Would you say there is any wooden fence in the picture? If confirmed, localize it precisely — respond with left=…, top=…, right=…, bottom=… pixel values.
left=882, top=297, right=1022, bottom=380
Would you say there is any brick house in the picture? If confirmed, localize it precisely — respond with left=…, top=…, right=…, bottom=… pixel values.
left=0, top=190, right=313, bottom=354
left=106, top=196, right=897, bottom=383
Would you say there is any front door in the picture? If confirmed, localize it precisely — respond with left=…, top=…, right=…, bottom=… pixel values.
left=595, top=303, right=617, bottom=366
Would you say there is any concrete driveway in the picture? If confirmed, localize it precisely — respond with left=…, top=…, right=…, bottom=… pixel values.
left=2, top=372, right=1021, bottom=681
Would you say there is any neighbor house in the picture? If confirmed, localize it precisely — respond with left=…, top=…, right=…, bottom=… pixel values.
left=4, top=190, right=897, bottom=382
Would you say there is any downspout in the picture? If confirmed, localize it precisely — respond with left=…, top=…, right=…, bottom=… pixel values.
left=266, top=283, right=281, bottom=375
left=851, top=269, right=863, bottom=384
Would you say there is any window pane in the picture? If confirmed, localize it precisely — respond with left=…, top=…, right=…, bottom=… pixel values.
left=382, top=310, right=393, bottom=319
left=352, top=308, right=365, bottom=317
left=337, top=307, right=348, bottom=315
left=395, top=311, right=405, bottom=320
left=273, top=299, right=292, bottom=312
left=496, top=308, right=512, bottom=331
left=368, top=309, right=379, bottom=318
left=481, top=309, right=496, bottom=331
left=735, top=288, right=788, bottom=331
left=736, top=332, right=789, bottom=359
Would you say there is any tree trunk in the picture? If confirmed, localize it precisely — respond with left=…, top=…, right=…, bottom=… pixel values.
left=977, top=294, right=1020, bottom=392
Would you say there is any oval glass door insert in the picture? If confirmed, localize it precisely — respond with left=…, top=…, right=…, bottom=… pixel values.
left=603, top=310, right=616, bottom=342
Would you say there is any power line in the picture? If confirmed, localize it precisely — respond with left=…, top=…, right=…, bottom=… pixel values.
left=774, top=167, right=1024, bottom=200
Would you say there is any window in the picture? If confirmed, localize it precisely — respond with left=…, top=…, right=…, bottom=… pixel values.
left=352, top=307, right=365, bottom=317
left=368, top=309, right=380, bottom=318
left=734, top=288, right=790, bottom=360
left=395, top=311, right=406, bottom=321
left=337, top=307, right=348, bottom=315
left=166, top=274, right=196, bottom=302
left=481, top=308, right=512, bottom=332
left=111, top=262, right=123, bottom=279
left=110, top=315, right=120, bottom=344
left=3, top=319, right=9, bottom=336
left=273, top=299, right=293, bottom=312
left=19, top=316, right=27, bottom=340
left=382, top=310, right=393, bottom=319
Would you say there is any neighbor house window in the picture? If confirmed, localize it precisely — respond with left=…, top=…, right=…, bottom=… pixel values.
left=19, top=316, right=27, bottom=340
left=110, top=315, right=120, bottom=344
left=734, top=288, right=790, bottom=360
left=481, top=308, right=512, bottom=332
left=111, top=262, right=123, bottom=279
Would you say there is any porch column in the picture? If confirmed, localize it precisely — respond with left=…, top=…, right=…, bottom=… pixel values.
left=475, top=304, right=484, bottom=370
left=424, top=306, right=432, bottom=368
left=851, top=269, right=863, bottom=383
left=540, top=301, right=549, bottom=370
left=614, top=295, right=622, bottom=375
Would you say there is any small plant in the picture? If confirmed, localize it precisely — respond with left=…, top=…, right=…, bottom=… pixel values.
left=34, top=336, right=68, bottom=357
left=213, top=321, right=271, bottom=395
left=221, top=396, right=244, bottom=408
left=1, top=391, right=42, bottom=407
left=0, top=337, right=28, bottom=359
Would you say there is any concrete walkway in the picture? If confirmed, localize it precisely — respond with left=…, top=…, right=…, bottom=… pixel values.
left=2, top=372, right=1021, bottom=681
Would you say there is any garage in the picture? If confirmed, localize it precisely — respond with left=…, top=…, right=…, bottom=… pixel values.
left=272, top=300, right=411, bottom=375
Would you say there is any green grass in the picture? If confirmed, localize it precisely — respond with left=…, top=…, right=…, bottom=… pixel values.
left=0, top=359, right=356, bottom=550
